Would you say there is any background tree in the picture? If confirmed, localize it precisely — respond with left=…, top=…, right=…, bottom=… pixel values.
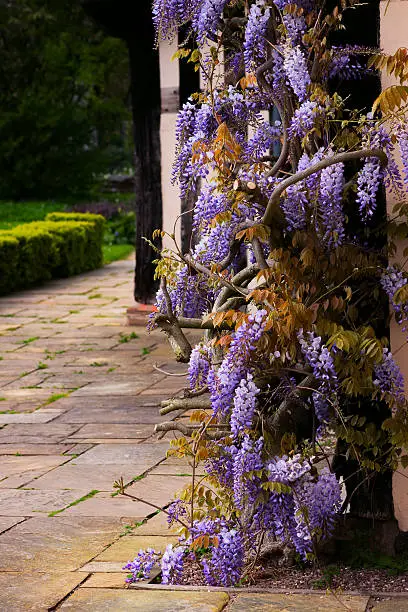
left=0, top=0, right=131, bottom=199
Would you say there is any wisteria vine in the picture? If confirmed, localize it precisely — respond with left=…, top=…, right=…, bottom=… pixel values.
left=125, top=0, right=408, bottom=588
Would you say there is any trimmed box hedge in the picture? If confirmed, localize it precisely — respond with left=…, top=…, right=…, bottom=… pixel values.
left=0, top=212, right=105, bottom=295
left=46, top=212, right=105, bottom=243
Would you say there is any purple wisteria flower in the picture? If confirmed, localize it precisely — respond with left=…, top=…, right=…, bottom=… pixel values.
left=232, top=434, right=263, bottom=508
left=123, top=548, right=160, bottom=582
left=298, top=329, right=337, bottom=423
left=356, top=125, right=391, bottom=219
left=318, top=158, right=345, bottom=248
left=398, top=126, right=408, bottom=185
left=161, top=544, right=186, bottom=584
left=356, top=158, right=383, bottom=219
left=193, top=185, right=229, bottom=230
left=193, top=221, right=240, bottom=267
left=188, top=343, right=213, bottom=390
left=244, top=121, right=281, bottom=161
left=281, top=149, right=325, bottom=232
left=265, top=456, right=341, bottom=557
left=288, top=100, right=320, bottom=138
left=231, top=373, right=260, bottom=438
left=154, top=265, right=209, bottom=321
left=167, top=499, right=188, bottom=527
left=153, top=0, right=202, bottom=41
left=208, top=309, right=267, bottom=418
left=283, top=44, right=311, bottom=102
left=192, top=0, right=229, bottom=43
left=381, top=265, right=408, bottom=330
left=373, top=348, right=405, bottom=406
left=283, top=12, right=307, bottom=44
left=294, top=468, right=342, bottom=547
left=268, top=453, right=312, bottom=485
left=243, top=0, right=271, bottom=72
left=201, top=527, right=245, bottom=586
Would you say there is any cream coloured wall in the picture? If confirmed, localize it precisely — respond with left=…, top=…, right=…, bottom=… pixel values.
left=159, top=39, right=182, bottom=250
left=380, top=0, right=408, bottom=531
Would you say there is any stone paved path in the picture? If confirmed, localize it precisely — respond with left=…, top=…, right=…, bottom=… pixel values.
left=0, top=259, right=200, bottom=610
left=0, top=260, right=404, bottom=611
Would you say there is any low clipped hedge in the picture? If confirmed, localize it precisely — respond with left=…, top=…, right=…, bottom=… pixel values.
left=0, top=212, right=105, bottom=295
left=46, top=212, right=105, bottom=244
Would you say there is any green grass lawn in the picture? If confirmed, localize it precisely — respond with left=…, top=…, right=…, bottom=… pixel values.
left=103, top=243, right=134, bottom=265
left=0, top=201, right=67, bottom=229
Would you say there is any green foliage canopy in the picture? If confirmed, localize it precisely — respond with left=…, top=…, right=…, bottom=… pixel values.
left=0, top=0, right=131, bottom=199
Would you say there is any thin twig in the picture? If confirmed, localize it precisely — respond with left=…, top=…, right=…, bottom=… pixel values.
left=120, top=491, right=190, bottom=530
left=153, top=363, right=188, bottom=377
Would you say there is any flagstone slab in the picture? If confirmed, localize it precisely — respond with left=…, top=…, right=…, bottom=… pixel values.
left=56, top=406, right=169, bottom=425
left=0, top=516, right=125, bottom=572
left=64, top=442, right=94, bottom=455
left=27, top=464, right=146, bottom=491
left=0, top=305, right=27, bottom=315
left=0, top=454, right=69, bottom=488
left=0, top=343, right=23, bottom=352
left=62, top=492, right=147, bottom=518
left=0, top=409, right=63, bottom=424
left=0, top=401, right=54, bottom=415
left=65, top=352, right=143, bottom=366
left=54, top=327, right=121, bottom=339
left=0, top=359, right=43, bottom=373
left=8, top=325, right=61, bottom=337
left=0, top=423, right=80, bottom=442
left=69, top=380, right=159, bottom=397
left=132, top=511, right=177, bottom=536
left=228, top=593, right=369, bottom=612
left=67, top=438, right=148, bottom=444
left=38, top=376, right=91, bottom=389
left=62, top=485, right=181, bottom=518
left=60, top=588, right=229, bottom=611
left=1, top=295, right=47, bottom=304
left=2, top=372, right=53, bottom=389
left=372, top=599, right=408, bottom=611
left=79, top=561, right=126, bottom=573
left=66, top=423, right=154, bottom=440
left=0, top=387, right=62, bottom=401
left=94, top=535, right=178, bottom=562
left=81, top=572, right=126, bottom=587
left=0, top=378, right=20, bottom=388
left=148, top=463, right=205, bottom=476
left=126, top=474, right=190, bottom=508
left=21, top=338, right=119, bottom=351
left=50, top=394, right=163, bottom=410
left=72, top=443, right=168, bottom=466
left=0, top=517, right=26, bottom=533
left=0, top=443, right=74, bottom=455
left=0, top=571, right=86, bottom=611
left=0, top=488, right=91, bottom=516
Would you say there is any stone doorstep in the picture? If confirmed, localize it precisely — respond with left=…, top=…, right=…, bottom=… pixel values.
left=60, top=587, right=229, bottom=611
left=126, top=304, right=155, bottom=326
left=65, top=438, right=149, bottom=444
left=126, top=584, right=405, bottom=596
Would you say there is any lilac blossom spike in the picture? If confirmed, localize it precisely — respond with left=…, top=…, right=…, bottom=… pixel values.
left=374, top=348, right=405, bottom=406
left=283, top=44, right=311, bottom=102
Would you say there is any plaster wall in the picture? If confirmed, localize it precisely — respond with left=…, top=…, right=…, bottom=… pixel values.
left=160, top=40, right=182, bottom=250
left=380, top=0, right=408, bottom=531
